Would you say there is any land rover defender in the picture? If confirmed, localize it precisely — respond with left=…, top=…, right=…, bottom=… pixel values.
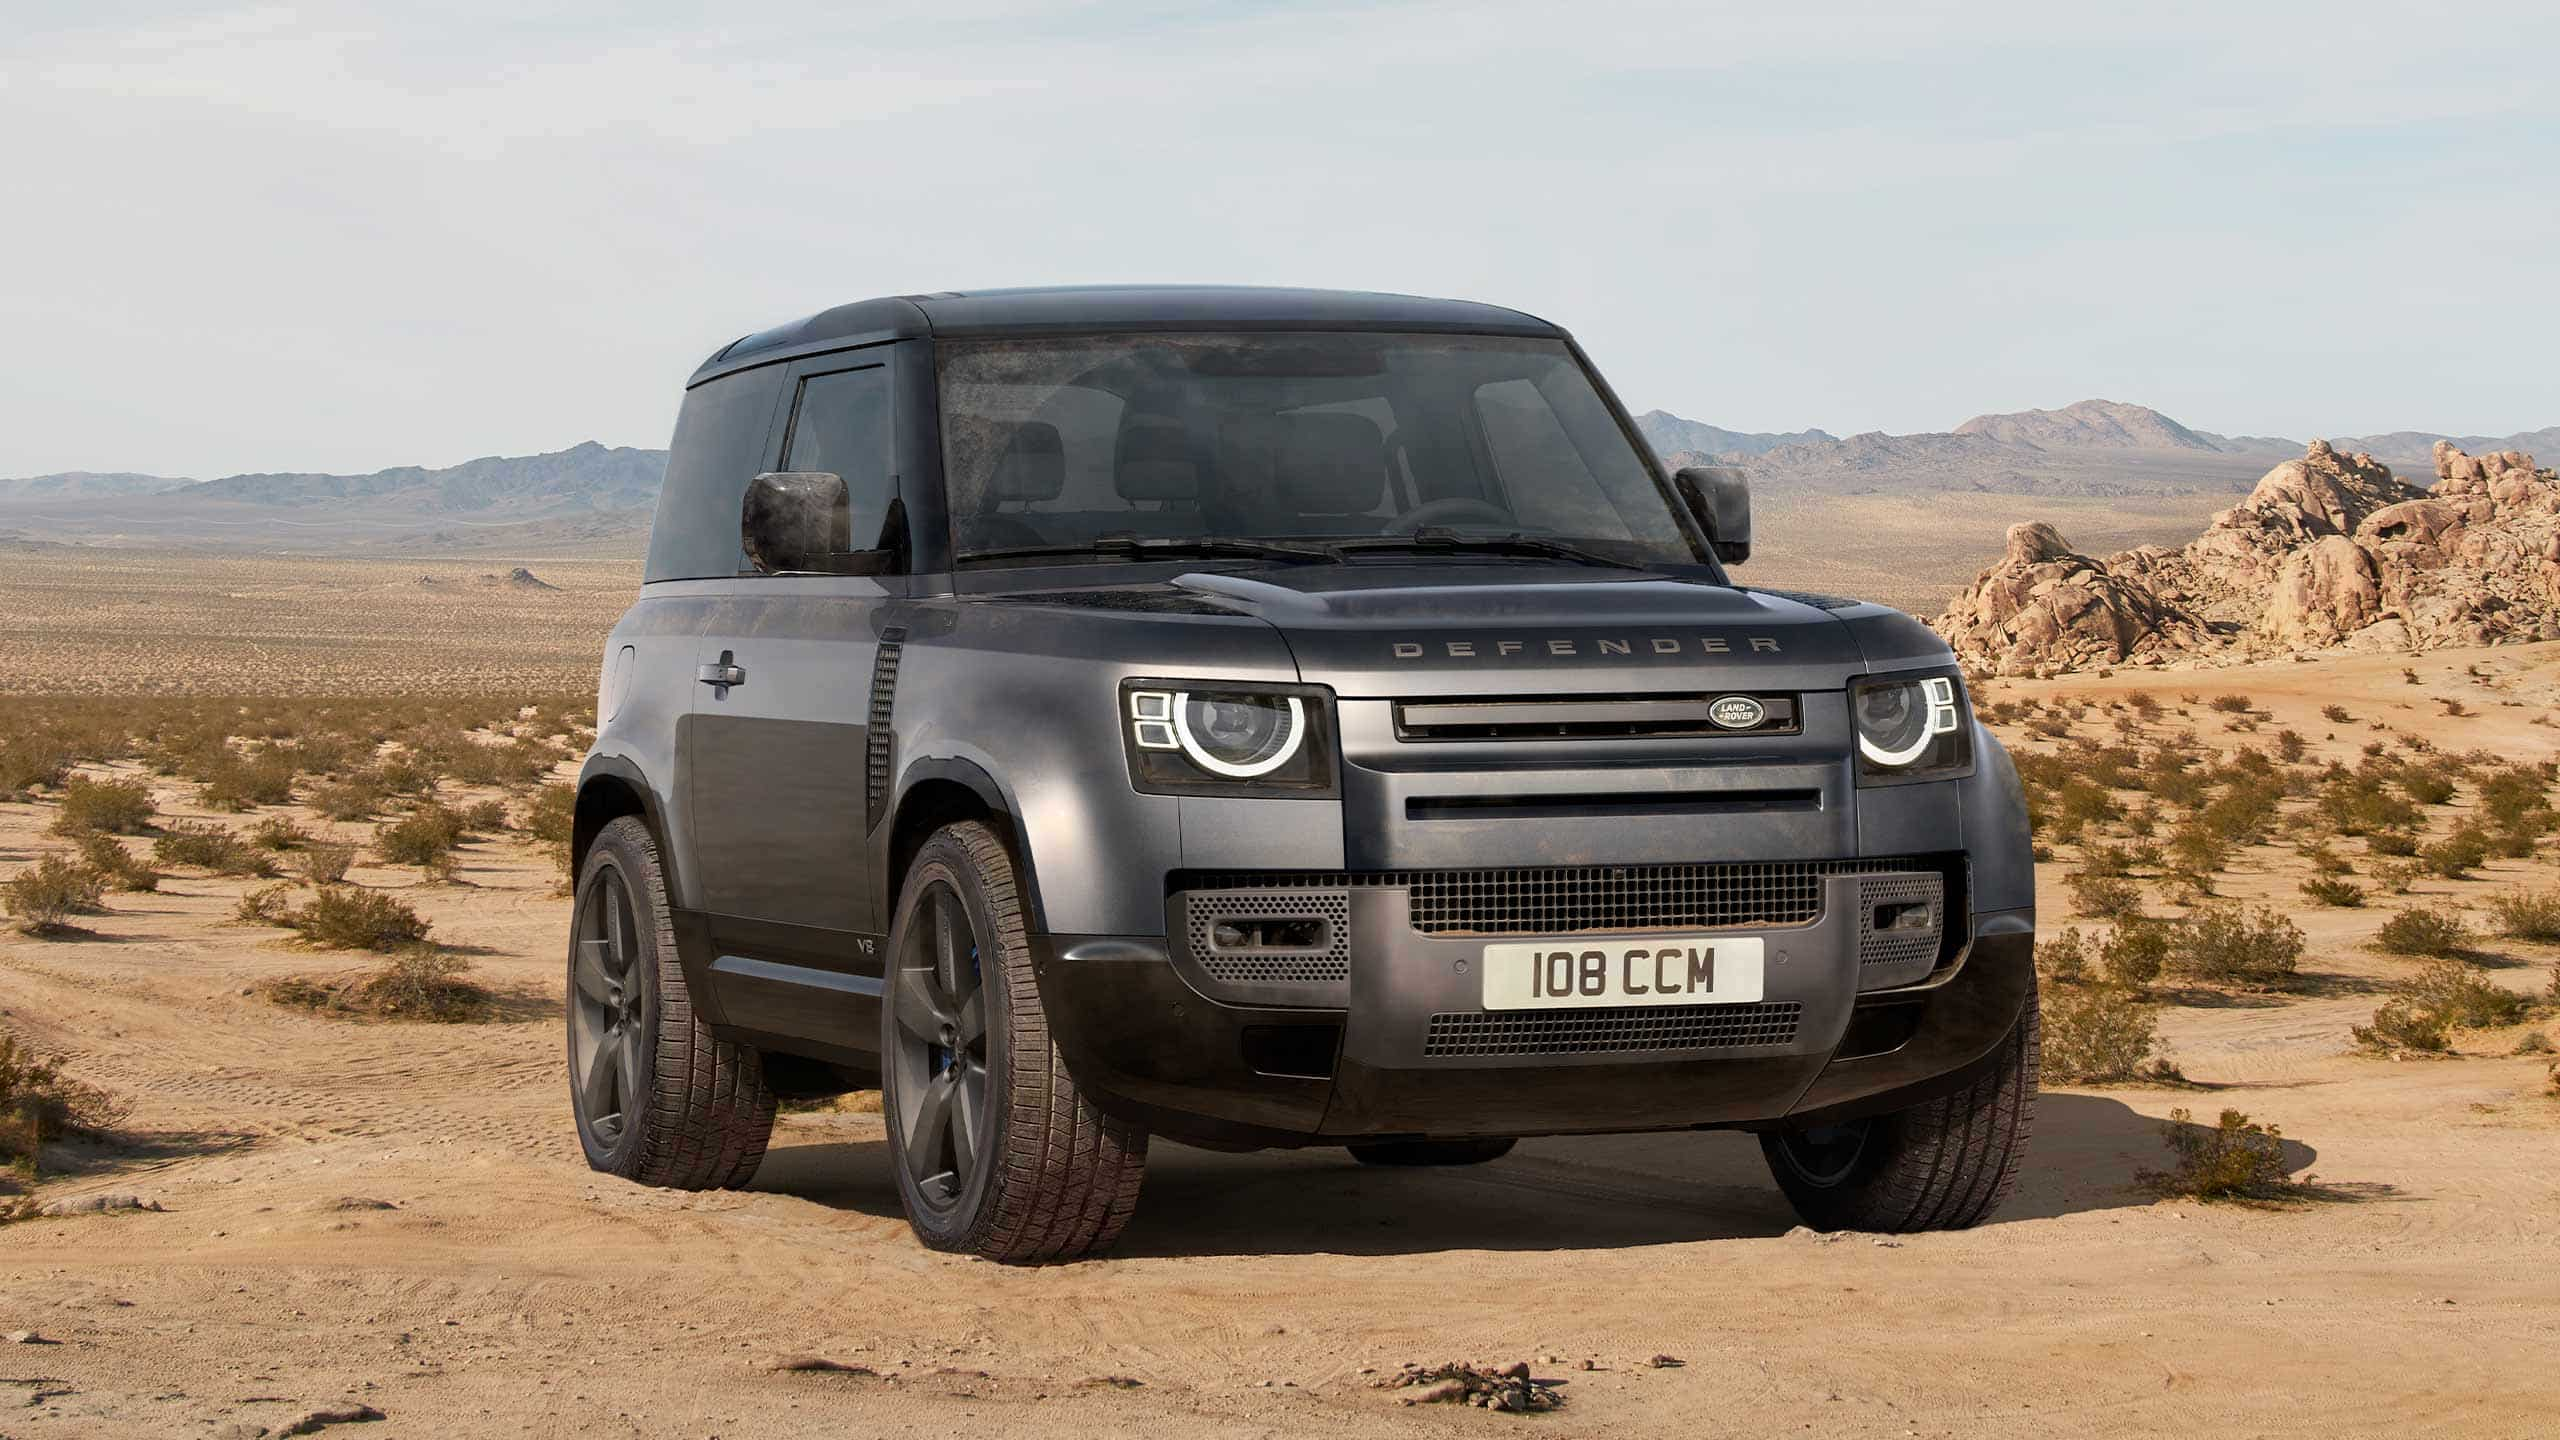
left=567, top=286, right=2039, bottom=1262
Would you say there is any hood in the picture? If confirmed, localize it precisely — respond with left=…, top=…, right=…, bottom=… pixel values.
left=1156, top=564, right=1906, bottom=698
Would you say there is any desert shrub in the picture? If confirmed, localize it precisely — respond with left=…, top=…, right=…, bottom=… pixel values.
left=2478, top=766, right=2555, bottom=829
left=297, top=842, right=356, bottom=886
left=2101, top=917, right=2173, bottom=991
left=2364, top=827, right=2420, bottom=857
left=455, top=798, right=510, bottom=833
left=196, top=751, right=297, bottom=811
left=2164, top=823, right=2231, bottom=885
left=2208, top=694, right=2253, bottom=715
left=2321, top=704, right=2351, bottom=723
left=2053, top=779, right=2121, bottom=836
left=2418, top=832, right=2489, bottom=881
left=2274, top=730, right=2307, bottom=763
left=372, top=753, right=440, bottom=795
left=2142, top=1108, right=2299, bottom=1200
left=2370, top=860, right=2421, bottom=895
left=2041, top=975, right=2168, bottom=1084
left=2352, top=999, right=2450, bottom=1054
left=2298, top=841, right=2353, bottom=875
left=2036, top=929, right=2094, bottom=985
left=361, top=948, right=489, bottom=1021
left=0, top=740, right=72, bottom=798
left=308, top=776, right=386, bottom=823
left=2400, top=960, right=2529, bottom=1029
left=2299, top=876, right=2366, bottom=908
left=2079, top=842, right=2136, bottom=877
left=2399, top=768, right=2457, bottom=807
left=2177, top=905, right=2303, bottom=988
left=1, top=855, right=107, bottom=934
left=2487, top=891, right=2560, bottom=943
left=2374, top=904, right=2471, bottom=958
left=152, top=820, right=277, bottom=877
left=235, top=882, right=299, bottom=927
left=289, top=886, right=431, bottom=951
left=525, top=780, right=577, bottom=880
left=0, top=1034, right=129, bottom=1175
left=249, top=815, right=311, bottom=851
left=74, top=834, right=159, bottom=893
left=375, top=806, right=464, bottom=869
left=49, top=775, right=155, bottom=835
left=2067, top=871, right=2143, bottom=920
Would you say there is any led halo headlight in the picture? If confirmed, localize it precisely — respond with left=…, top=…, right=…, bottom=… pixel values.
left=1128, top=688, right=1310, bottom=780
left=1851, top=673, right=1967, bottom=776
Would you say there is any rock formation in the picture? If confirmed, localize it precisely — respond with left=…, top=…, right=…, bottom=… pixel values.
left=1934, top=441, right=2560, bottom=674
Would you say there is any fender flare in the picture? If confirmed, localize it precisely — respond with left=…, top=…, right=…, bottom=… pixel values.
left=889, top=755, right=1050, bottom=935
left=575, top=750, right=686, bottom=905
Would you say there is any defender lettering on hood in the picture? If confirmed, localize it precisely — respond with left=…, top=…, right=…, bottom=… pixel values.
left=1391, top=634, right=1785, bottom=660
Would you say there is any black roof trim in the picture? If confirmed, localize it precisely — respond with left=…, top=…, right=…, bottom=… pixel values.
left=687, top=285, right=1562, bottom=387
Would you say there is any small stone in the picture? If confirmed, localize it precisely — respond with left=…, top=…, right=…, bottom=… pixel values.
left=1647, top=1354, right=1685, bottom=1369
left=764, top=1354, right=876, bottom=1375
left=6, top=1330, right=58, bottom=1344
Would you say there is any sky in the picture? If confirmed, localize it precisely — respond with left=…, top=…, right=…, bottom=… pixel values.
left=3, top=1, right=2555, bottom=479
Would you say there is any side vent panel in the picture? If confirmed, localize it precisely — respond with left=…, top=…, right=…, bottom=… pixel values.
left=864, top=628, right=907, bottom=830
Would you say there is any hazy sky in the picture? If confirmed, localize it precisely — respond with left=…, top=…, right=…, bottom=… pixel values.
left=4, top=2, right=2555, bottom=478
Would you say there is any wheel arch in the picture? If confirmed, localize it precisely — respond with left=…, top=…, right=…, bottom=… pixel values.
left=887, top=759, right=1047, bottom=935
left=574, top=753, right=682, bottom=903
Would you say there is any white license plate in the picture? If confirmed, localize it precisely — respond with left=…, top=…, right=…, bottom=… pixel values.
left=1480, top=937, right=1765, bottom=1011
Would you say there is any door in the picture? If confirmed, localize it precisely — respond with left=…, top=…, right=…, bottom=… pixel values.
left=685, top=352, right=902, bottom=1045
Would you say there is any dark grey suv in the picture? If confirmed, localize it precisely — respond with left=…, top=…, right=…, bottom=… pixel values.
left=567, top=286, right=2039, bottom=1262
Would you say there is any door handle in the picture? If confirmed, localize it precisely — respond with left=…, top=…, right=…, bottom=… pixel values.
left=697, top=651, right=746, bottom=689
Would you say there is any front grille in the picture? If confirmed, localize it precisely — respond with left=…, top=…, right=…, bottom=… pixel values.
left=1422, top=1002, right=1802, bottom=1058
left=1403, top=859, right=1913, bottom=936
left=1178, top=858, right=1949, bottom=937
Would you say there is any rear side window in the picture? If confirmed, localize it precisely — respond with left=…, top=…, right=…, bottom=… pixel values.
left=780, top=365, right=897, bottom=551
left=644, top=369, right=784, bottom=582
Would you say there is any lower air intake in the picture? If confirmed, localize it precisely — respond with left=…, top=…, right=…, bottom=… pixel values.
left=1422, top=1002, right=1802, bottom=1059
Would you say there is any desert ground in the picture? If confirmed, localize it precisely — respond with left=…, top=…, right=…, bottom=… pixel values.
left=3, top=550, right=2558, bottom=1438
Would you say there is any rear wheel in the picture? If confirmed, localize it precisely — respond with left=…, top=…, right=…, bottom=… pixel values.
left=567, top=816, right=775, bottom=1189
left=1760, top=986, right=2038, bottom=1232
left=1347, top=1138, right=1518, bottom=1167
left=882, top=821, right=1146, bottom=1262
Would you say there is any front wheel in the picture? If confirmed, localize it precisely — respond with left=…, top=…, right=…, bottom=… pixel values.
left=1760, top=985, right=2039, bottom=1232
left=881, top=821, right=1147, bottom=1262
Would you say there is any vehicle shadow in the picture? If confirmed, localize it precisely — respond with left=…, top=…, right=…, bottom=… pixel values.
left=750, top=1092, right=2308, bottom=1258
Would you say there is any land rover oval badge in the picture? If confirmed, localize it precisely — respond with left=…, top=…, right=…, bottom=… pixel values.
left=1708, top=695, right=1766, bottom=730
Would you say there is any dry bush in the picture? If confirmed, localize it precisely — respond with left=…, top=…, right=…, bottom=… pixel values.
left=2141, top=1108, right=2301, bottom=1200
left=2399, top=767, right=2458, bottom=807
left=2298, top=841, right=2353, bottom=875
left=2164, top=823, right=2231, bottom=886
left=2067, top=871, right=2143, bottom=920
left=2299, top=875, right=2366, bottom=908
left=75, top=833, right=159, bottom=893
left=2369, top=860, right=2421, bottom=896
left=264, top=948, right=491, bottom=1024
left=2418, top=831, right=2489, bottom=881
left=309, top=776, right=387, bottom=822
left=50, top=775, right=155, bottom=835
left=289, top=886, right=431, bottom=951
left=235, top=882, right=299, bottom=927
left=2208, top=694, right=2253, bottom=715
left=2365, top=827, right=2420, bottom=857
left=375, top=806, right=465, bottom=869
left=297, top=842, right=356, bottom=886
left=2353, top=998, right=2450, bottom=1053
left=2, top=855, right=107, bottom=934
left=2375, top=905, right=2472, bottom=958
left=2487, top=891, right=2560, bottom=942
left=2400, top=960, right=2529, bottom=1029
left=2321, top=704, right=2352, bottom=723
left=196, top=750, right=298, bottom=811
left=152, top=820, right=278, bottom=877
left=2274, top=730, right=2307, bottom=763
left=525, top=781, right=575, bottom=880
left=2177, top=906, right=2304, bottom=988
left=249, top=815, right=311, bottom=851
left=1, top=1033, right=129, bottom=1178
left=2040, top=971, right=2172, bottom=1084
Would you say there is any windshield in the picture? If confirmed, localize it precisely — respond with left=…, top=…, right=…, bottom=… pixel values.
left=935, top=332, right=1705, bottom=568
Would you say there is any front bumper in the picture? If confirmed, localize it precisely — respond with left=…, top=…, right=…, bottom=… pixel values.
left=1031, top=877, right=2034, bottom=1149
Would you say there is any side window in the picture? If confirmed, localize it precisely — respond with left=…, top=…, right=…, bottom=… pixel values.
left=643, top=368, right=785, bottom=583
left=781, top=365, right=897, bottom=552
left=1474, top=378, right=1637, bottom=541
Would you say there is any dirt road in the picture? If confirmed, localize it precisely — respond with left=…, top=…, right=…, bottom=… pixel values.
left=5, top=648, right=2558, bottom=1438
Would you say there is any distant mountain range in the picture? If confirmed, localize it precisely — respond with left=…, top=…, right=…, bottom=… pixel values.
left=1635, top=400, right=2556, bottom=498
left=3, top=404, right=2550, bottom=551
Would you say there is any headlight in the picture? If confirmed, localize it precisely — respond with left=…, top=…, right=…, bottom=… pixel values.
left=1123, top=682, right=1337, bottom=795
left=1851, top=672, right=1972, bottom=784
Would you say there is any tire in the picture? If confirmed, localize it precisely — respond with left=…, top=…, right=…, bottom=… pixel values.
left=567, top=815, right=776, bottom=1189
left=881, top=820, right=1147, bottom=1263
left=1759, top=983, right=2039, bottom=1232
left=1347, top=1138, right=1518, bottom=1167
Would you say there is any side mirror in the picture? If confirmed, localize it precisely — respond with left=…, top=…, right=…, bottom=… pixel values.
left=1673, top=465, right=1751, bottom=565
left=741, top=472, right=895, bottom=576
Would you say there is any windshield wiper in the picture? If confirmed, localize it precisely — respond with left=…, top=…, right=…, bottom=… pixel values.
left=957, top=536, right=1341, bottom=565
left=1327, top=529, right=1650, bottom=571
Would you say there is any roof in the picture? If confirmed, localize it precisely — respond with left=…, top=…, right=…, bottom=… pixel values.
left=688, top=285, right=1563, bottom=386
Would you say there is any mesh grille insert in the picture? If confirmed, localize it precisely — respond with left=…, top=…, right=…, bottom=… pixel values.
left=1854, top=872, right=1943, bottom=970
left=1423, top=1002, right=1802, bottom=1058
left=1402, top=859, right=1912, bottom=935
left=1181, top=888, right=1351, bottom=986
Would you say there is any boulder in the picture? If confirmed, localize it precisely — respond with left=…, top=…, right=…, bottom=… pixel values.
left=1932, top=522, right=2205, bottom=674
